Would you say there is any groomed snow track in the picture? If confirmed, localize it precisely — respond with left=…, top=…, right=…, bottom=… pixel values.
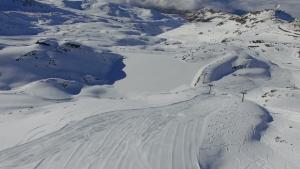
left=0, top=94, right=272, bottom=169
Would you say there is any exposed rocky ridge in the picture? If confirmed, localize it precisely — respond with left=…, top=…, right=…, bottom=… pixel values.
left=185, top=8, right=295, bottom=23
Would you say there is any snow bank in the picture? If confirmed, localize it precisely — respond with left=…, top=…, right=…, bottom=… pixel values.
left=18, top=78, right=83, bottom=100
left=193, top=51, right=271, bottom=86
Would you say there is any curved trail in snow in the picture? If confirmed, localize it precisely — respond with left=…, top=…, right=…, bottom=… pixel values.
left=0, top=91, right=270, bottom=169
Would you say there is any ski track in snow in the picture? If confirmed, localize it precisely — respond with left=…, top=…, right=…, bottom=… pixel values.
left=0, top=95, right=223, bottom=169
left=1, top=1, right=300, bottom=169
left=0, top=94, right=273, bottom=169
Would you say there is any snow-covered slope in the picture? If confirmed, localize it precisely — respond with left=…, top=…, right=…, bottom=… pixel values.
left=0, top=39, right=125, bottom=89
left=0, top=1, right=300, bottom=169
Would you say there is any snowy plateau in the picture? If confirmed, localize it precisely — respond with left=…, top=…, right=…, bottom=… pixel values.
left=0, top=0, right=300, bottom=169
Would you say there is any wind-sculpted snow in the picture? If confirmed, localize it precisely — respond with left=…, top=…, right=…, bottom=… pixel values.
left=192, top=51, right=271, bottom=86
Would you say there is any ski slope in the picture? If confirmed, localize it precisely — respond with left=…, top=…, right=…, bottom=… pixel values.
left=0, top=94, right=274, bottom=169
left=0, top=1, right=300, bottom=169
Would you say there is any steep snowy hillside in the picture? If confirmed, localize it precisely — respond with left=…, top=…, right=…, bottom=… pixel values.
left=0, top=1, right=300, bottom=169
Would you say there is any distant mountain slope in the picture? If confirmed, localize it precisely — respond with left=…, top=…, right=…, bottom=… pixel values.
left=80, top=0, right=300, bottom=18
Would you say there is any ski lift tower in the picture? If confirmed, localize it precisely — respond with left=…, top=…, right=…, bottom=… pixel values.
left=241, top=90, right=247, bottom=102
left=208, top=83, right=214, bottom=94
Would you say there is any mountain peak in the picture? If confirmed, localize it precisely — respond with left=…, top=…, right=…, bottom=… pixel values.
left=184, top=8, right=295, bottom=25
left=185, top=8, right=231, bottom=22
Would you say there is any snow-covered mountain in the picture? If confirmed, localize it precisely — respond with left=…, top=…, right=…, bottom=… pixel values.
left=0, top=1, right=300, bottom=169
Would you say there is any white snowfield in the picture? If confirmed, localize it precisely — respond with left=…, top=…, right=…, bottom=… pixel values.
left=0, top=1, right=300, bottom=169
